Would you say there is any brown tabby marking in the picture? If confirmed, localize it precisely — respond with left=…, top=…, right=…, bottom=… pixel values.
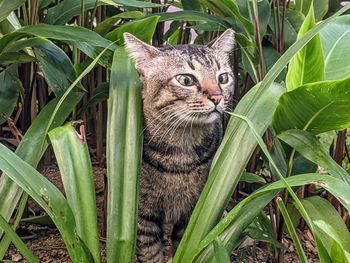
left=124, top=29, right=235, bottom=263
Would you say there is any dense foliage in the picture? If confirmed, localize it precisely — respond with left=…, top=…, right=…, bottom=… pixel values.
left=0, top=0, right=350, bottom=262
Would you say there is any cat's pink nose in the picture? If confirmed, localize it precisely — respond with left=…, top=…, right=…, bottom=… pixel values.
left=209, top=94, right=223, bottom=105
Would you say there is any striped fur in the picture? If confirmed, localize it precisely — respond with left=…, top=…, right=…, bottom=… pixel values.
left=124, top=29, right=235, bottom=263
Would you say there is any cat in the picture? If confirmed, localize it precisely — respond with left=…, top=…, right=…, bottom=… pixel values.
left=124, top=28, right=235, bottom=263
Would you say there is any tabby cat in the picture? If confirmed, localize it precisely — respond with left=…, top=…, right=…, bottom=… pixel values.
left=124, top=29, right=235, bottom=263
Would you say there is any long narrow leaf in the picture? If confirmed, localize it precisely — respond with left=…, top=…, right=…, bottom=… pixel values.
left=0, top=144, right=93, bottom=262
left=173, top=83, right=285, bottom=262
left=106, top=47, right=143, bottom=262
left=195, top=171, right=350, bottom=262
left=277, top=197, right=308, bottom=263
left=49, top=124, right=101, bottom=263
left=0, top=93, right=83, bottom=240
left=0, top=215, right=38, bottom=263
left=228, top=112, right=330, bottom=262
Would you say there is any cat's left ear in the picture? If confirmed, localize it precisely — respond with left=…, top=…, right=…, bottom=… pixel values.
left=123, top=32, right=160, bottom=72
left=208, top=28, right=235, bottom=54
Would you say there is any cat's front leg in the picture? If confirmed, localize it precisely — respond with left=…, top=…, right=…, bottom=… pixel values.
left=136, top=213, right=166, bottom=263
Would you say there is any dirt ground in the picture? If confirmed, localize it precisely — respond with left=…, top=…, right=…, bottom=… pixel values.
left=4, top=165, right=319, bottom=263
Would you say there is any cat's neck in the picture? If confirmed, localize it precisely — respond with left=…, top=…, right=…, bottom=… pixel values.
left=143, top=113, right=222, bottom=150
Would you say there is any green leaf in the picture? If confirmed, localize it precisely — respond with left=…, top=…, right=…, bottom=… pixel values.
left=320, top=15, right=350, bottom=80
left=0, top=24, right=116, bottom=63
left=94, top=11, right=144, bottom=36
left=204, top=0, right=254, bottom=35
left=112, top=0, right=162, bottom=8
left=173, top=83, right=285, bottom=262
left=295, top=0, right=329, bottom=21
left=301, top=196, right=350, bottom=261
left=156, top=11, right=230, bottom=28
left=49, top=124, right=101, bottom=263
left=0, top=65, right=19, bottom=124
left=78, top=82, right=109, bottom=116
left=44, top=0, right=103, bottom=25
left=0, top=215, right=38, bottom=263
left=213, top=238, right=230, bottom=263
left=249, top=3, right=350, bottom=125
left=33, top=39, right=77, bottom=96
left=286, top=4, right=324, bottom=91
left=277, top=129, right=350, bottom=184
left=106, top=16, right=160, bottom=45
left=277, top=198, right=308, bottom=263
left=194, top=172, right=350, bottom=262
left=240, top=172, right=266, bottom=184
left=0, top=52, right=35, bottom=64
left=106, top=47, right=142, bottom=263
left=245, top=212, right=283, bottom=249
left=0, top=0, right=26, bottom=23
left=0, top=92, right=83, bottom=248
left=0, top=143, right=93, bottom=261
left=263, top=46, right=285, bottom=82
left=181, top=0, right=201, bottom=11
left=273, top=76, right=350, bottom=134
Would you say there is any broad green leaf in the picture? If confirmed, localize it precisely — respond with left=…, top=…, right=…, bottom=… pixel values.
left=301, top=196, right=350, bottom=262
left=277, top=129, right=350, bottom=184
left=250, top=3, right=350, bottom=120
left=295, top=0, right=329, bottom=21
left=286, top=4, right=324, bottom=91
left=320, top=15, right=350, bottom=80
left=94, top=11, right=144, bottom=36
left=0, top=0, right=25, bottom=23
left=0, top=215, right=38, bottom=263
left=106, top=16, right=160, bottom=45
left=33, top=39, right=77, bottom=96
left=277, top=198, right=308, bottom=263
left=49, top=124, right=101, bottom=263
left=44, top=0, right=104, bottom=25
left=173, top=83, right=285, bottom=262
left=106, top=47, right=142, bottom=263
left=213, top=238, right=230, bottom=263
left=0, top=65, right=19, bottom=124
left=273, top=76, right=350, bottom=135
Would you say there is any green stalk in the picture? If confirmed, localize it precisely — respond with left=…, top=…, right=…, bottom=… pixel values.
left=49, top=123, right=101, bottom=263
left=106, top=47, right=143, bottom=263
left=276, top=197, right=308, bottom=263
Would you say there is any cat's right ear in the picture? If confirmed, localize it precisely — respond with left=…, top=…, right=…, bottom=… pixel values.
left=124, top=32, right=160, bottom=73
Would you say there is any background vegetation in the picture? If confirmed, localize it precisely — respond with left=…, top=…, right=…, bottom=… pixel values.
left=0, top=0, right=350, bottom=262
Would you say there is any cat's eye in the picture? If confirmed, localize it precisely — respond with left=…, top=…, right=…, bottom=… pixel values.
left=218, top=73, right=229, bottom=84
left=176, top=75, right=195, bottom=86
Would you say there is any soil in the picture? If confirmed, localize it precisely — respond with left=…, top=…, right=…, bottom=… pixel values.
left=3, top=165, right=319, bottom=263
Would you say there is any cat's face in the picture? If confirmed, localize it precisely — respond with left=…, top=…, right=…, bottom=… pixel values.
left=124, top=29, right=235, bottom=126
